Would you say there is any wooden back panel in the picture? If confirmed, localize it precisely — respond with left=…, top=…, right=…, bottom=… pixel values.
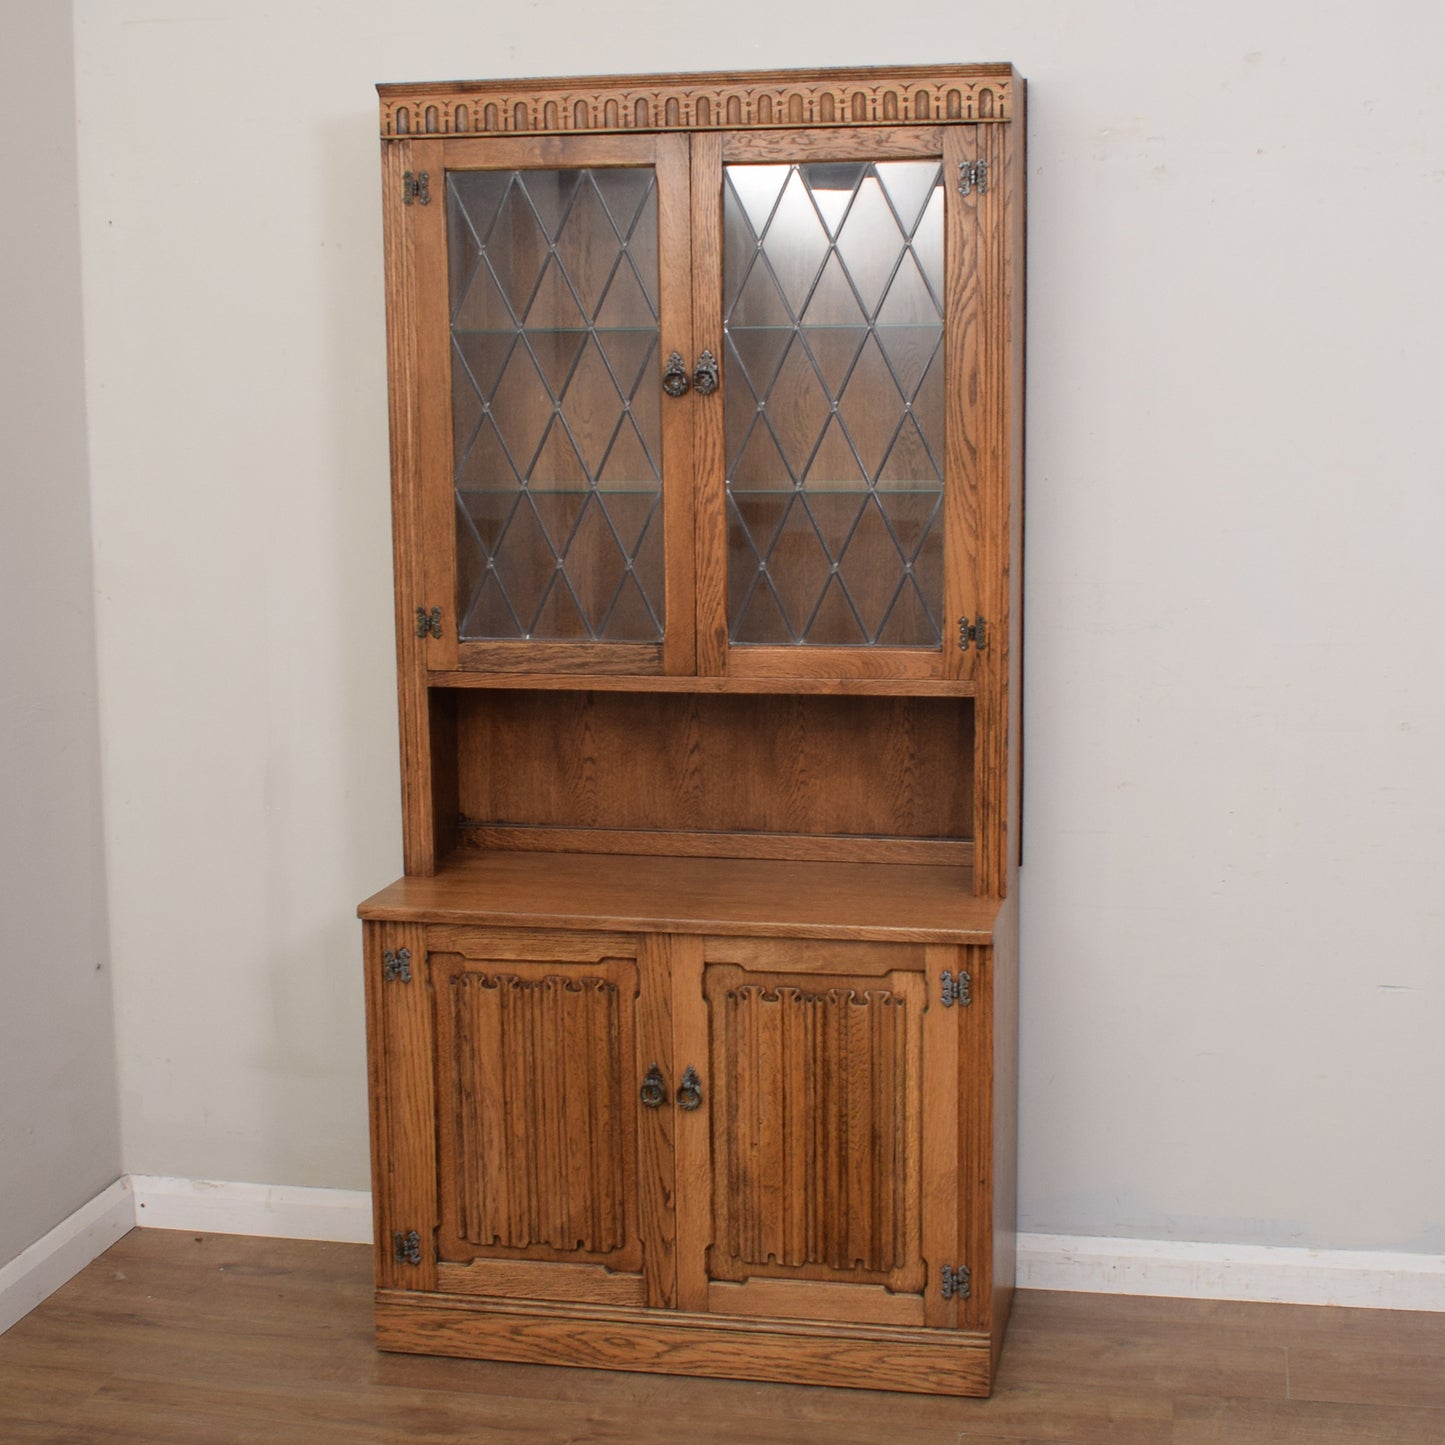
left=453, top=690, right=971, bottom=854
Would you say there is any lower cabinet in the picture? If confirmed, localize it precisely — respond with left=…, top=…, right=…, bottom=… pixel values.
left=364, top=919, right=1006, bottom=1395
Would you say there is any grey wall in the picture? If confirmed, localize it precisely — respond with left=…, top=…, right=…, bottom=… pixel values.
left=0, top=1, right=121, bottom=1267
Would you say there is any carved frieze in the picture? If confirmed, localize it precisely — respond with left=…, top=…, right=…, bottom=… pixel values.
left=379, top=66, right=1014, bottom=139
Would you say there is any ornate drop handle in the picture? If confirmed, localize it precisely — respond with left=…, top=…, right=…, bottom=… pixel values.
left=692, top=350, right=719, bottom=396
left=676, top=1065, right=703, bottom=1111
left=639, top=1063, right=667, bottom=1109
left=661, top=351, right=691, bottom=398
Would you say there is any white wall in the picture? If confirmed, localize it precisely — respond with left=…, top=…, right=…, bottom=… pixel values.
left=0, top=1, right=121, bottom=1267
left=71, top=2, right=1445, bottom=1250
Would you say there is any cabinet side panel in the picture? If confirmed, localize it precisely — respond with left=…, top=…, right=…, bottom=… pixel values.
left=381, top=140, right=443, bottom=873
left=989, top=894, right=1018, bottom=1357
left=941, top=125, right=985, bottom=691
left=366, top=921, right=438, bottom=1291
left=1005, top=103, right=1026, bottom=879
left=921, top=944, right=959, bottom=1329
left=954, top=121, right=1011, bottom=895
left=956, top=940, right=992, bottom=1332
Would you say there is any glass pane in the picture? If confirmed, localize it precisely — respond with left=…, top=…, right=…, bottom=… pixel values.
left=448, top=168, right=663, bottom=642
left=723, top=159, right=945, bottom=648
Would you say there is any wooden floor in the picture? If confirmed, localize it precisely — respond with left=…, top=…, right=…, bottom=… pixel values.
left=2, top=1231, right=1444, bottom=1442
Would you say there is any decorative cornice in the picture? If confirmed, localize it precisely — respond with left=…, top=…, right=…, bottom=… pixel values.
left=378, top=66, right=1015, bottom=140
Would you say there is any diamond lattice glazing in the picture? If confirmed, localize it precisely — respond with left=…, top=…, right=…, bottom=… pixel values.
left=723, top=160, right=946, bottom=647
left=448, top=168, right=664, bottom=642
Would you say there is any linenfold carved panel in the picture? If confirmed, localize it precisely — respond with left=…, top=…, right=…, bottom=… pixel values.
left=704, top=965, right=926, bottom=1290
left=433, top=957, right=641, bottom=1268
left=380, top=69, right=1013, bottom=139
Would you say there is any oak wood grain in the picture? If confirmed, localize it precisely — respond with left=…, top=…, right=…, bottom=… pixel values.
left=366, top=921, right=438, bottom=1292
left=359, top=851, right=998, bottom=941
left=690, top=128, right=729, bottom=677
left=702, top=961, right=927, bottom=1302
left=379, top=65, right=1020, bottom=140
left=375, top=1289, right=994, bottom=1396
left=460, top=824, right=973, bottom=866
left=453, top=689, right=972, bottom=845
left=706, top=1277, right=924, bottom=1326
left=435, top=1258, right=646, bottom=1306
left=667, top=933, right=711, bottom=1314
left=430, top=670, right=977, bottom=695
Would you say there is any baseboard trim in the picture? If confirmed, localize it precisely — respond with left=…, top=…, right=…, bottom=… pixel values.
left=129, top=1175, right=373, bottom=1245
left=0, top=1177, right=135, bottom=1335
left=1018, top=1231, right=1445, bottom=1311
left=9, top=1187, right=1443, bottom=1336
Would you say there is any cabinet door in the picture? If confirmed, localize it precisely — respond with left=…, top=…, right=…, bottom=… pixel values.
left=366, top=923, right=674, bottom=1309
left=692, top=127, right=1001, bottom=682
left=670, top=936, right=962, bottom=1329
left=399, top=133, right=695, bottom=675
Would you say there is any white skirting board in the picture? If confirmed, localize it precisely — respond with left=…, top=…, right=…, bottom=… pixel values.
left=129, top=1176, right=374, bottom=1244
left=0, top=1175, right=372, bottom=1336
left=1018, top=1232, right=1445, bottom=1311
left=8, top=1185, right=1445, bottom=1337
left=0, top=1176, right=135, bottom=1335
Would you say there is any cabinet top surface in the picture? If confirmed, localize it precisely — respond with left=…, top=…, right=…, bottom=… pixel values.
left=359, top=851, right=1002, bottom=943
left=376, top=63, right=1021, bottom=139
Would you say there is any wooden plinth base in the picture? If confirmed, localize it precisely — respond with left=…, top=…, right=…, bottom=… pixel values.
left=376, top=1290, right=996, bottom=1396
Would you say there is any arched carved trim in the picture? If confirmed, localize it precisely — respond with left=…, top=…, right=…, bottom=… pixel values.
left=378, top=68, right=1014, bottom=138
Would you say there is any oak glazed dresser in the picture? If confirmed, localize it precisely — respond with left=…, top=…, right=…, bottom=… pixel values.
left=359, top=62, right=1024, bottom=1396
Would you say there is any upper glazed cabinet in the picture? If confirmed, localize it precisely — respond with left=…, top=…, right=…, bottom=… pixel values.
left=384, top=68, right=1017, bottom=684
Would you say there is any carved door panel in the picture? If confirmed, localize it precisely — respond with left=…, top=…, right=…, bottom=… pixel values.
left=670, top=936, right=962, bottom=1329
left=417, top=926, right=673, bottom=1309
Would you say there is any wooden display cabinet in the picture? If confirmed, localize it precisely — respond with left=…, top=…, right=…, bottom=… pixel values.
left=360, top=63, right=1024, bottom=1397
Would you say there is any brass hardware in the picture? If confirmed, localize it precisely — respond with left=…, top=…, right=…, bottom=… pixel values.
left=383, top=948, right=413, bottom=984
left=941, top=969, right=971, bottom=1007
left=640, top=1063, right=666, bottom=1109
left=693, top=350, right=720, bottom=396
left=402, top=170, right=431, bottom=205
left=940, top=1264, right=971, bottom=1299
left=957, top=160, right=988, bottom=197
left=662, top=351, right=691, bottom=397
left=676, top=1065, right=703, bottom=1111
left=393, top=1230, right=422, bottom=1265
left=957, top=615, right=987, bottom=651
left=416, top=606, right=443, bottom=639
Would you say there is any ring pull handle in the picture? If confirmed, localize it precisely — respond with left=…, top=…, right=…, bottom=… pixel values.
left=661, top=351, right=691, bottom=398
left=676, top=1065, right=703, bottom=1111
left=639, top=1063, right=666, bottom=1109
left=692, top=349, right=719, bottom=396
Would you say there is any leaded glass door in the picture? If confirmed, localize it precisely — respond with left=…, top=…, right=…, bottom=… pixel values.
left=413, top=134, right=695, bottom=674
left=692, top=128, right=988, bottom=681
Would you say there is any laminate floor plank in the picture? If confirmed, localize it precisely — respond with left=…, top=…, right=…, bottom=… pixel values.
left=996, top=1328, right=1288, bottom=1402
left=1172, top=1395, right=1445, bottom=1444
left=3, top=1229, right=1444, bottom=1444
left=63, top=1375, right=965, bottom=1445
left=0, top=1362, right=113, bottom=1441
left=1022, top=1288, right=1445, bottom=1351
left=372, top=1349, right=975, bottom=1432
left=1287, top=1346, right=1445, bottom=1410
left=952, top=1379, right=1172, bottom=1444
